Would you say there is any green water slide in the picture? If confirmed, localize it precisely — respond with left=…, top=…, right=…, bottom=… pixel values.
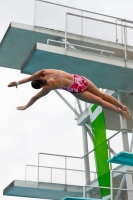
left=90, top=104, right=110, bottom=199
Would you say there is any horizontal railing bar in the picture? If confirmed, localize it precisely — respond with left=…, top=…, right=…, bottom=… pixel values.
left=39, top=152, right=83, bottom=159
left=36, top=0, right=133, bottom=24
left=112, top=170, right=133, bottom=174
left=107, top=128, right=132, bottom=141
left=85, top=184, right=133, bottom=192
left=39, top=129, right=131, bottom=159
left=48, top=39, right=115, bottom=54
left=26, top=164, right=86, bottom=172
left=83, top=129, right=131, bottom=158
left=67, top=13, right=133, bottom=29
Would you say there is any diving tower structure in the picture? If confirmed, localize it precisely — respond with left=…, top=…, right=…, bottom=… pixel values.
left=1, top=1, right=133, bottom=199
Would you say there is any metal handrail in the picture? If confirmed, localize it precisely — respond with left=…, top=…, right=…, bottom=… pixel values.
left=37, top=129, right=131, bottom=159
left=25, top=128, right=132, bottom=185
left=36, top=0, right=133, bottom=24
left=25, top=164, right=89, bottom=182
left=65, top=13, right=132, bottom=66
left=47, top=39, right=115, bottom=55
left=26, top=164, right=85, bottom=172
left=66, top=13, right=133, bottom=29
left=83, top=129, right=131, bottom=158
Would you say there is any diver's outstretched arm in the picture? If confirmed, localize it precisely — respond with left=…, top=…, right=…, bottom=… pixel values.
left=17, top=87, right=51, bottom=110
left=8, top=70, right=45, bottom=88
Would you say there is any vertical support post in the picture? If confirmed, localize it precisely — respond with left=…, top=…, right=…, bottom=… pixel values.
left=76, top=99, right=83, bottom=113
left=83, top=185, right=85, bottom=198
left=65, top=13, right=68, bottom=54
left=34, top=0, right=37, bottom=27
left=121, top=20, right=123, bottom=44
left=124, top=23, right=127, bottom=67
left=64, top=156, right=67, bottom=191
left=125, top=20, right=128, bottom=46
left=81, top=11, right=83, bottom=40
left=108, top=140, right=112, bottom=170
left=38, top=153, right=40, bottom=186
left=118, top=94, right=129, bottom=151
left=115, top=175, right=126, bottom=200
left=110, top=170, right=113, bottom=200
left=129, top=129, right=133, bottom=152
left=118, top=93, right=133, bottom=200
left=51, top=168, right=52, bottom=183
left=82, top=125, right=91, bottom=185
left=25, top=165, right=27, bottom=181
left=115, top=19, right=118, bottom=42
left=85, top=102, right=88, bottom=109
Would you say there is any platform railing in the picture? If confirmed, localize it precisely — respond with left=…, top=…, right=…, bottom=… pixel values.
left=84, top=170, right=133, bottom=200
left=34, top=0, right=133, bottom=66
left=25, top=129, right=133, bottom=186
left=25, top=164, right=87, bottom=185
left=82, top=128, right=133, bottom=172
left=34, top=0, right=133, bottom=32
left=46, top=16, right=133, bottom=66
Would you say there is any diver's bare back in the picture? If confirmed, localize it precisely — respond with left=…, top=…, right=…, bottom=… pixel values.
left=42, top=69, right=73, bottom=87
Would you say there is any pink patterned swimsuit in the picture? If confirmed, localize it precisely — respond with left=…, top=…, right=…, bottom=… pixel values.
left=60, top=74, right=88, bottom=94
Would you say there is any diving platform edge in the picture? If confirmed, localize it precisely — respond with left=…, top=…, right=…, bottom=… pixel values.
left=108, top=151, right=133, bottom=166
left=3, top=180, right=83, bottom=200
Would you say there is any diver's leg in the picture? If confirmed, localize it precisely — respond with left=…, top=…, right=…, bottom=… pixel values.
left=74, top=91, right=128, bottom=120
left=85, top=79, right=130, bottom=116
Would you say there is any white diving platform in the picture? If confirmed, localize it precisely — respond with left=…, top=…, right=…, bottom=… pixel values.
left=3, top=164, right=130, bottom=199
left=3, top=181, right=83, bottom=199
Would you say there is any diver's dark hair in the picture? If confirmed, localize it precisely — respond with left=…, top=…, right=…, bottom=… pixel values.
left=31, top=78, right=47, bottom=89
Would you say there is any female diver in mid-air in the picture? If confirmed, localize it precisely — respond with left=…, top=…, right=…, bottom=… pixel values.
left=8, top=69, right=130, bottom=120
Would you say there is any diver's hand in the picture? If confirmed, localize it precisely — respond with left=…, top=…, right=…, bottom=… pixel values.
left=17, top=106, right=26, bottom=110
left=8, top=81, right=18, bottom=87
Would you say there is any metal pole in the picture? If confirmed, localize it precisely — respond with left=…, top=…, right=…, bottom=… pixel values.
left=36, top=0, right=133, bottom=24
left=34, top=0, right=37, bottom=27
left=51, top=168, right=52, bottom=183
left=25, top=165, right=27, bottom=181
left=108, top=140, right=112, bottom=170
left=116, top=19, right=118, bottom=42
left=124, top=26, right=127, bottom=67
left=67, top=13, right=133, bottom=29
left=38, top=153, right=39, bottom=185
left=118, top=94, right=129, bottom=152
left=123, top=94, right=133, bottom=119
left=125, top=20, right=128, bottom=46
left=64, top=157, right=67, bottom=191
left=118, top=93, right=133, bottom=200
left=85, top=102, right=88, bottom=109
left=121, top=20, right=123, bottom=44
left=76, top=99, right=83, bottom=113
left=85, top=123, right=93, bottom=141
left=82, top=125, right=91, bottom=185
left=115, top=175, right=126, bottom=200
left=83, top=185, right=85, bottom=198
left=81, top=11, right=83, bottom=39
left=110, top=170, right=113, bottom=200
left=54, top=90, right=80, bottom=116
left=129, top=129, right=133, bottom=152
left=65, top=13, right=67, bottom=54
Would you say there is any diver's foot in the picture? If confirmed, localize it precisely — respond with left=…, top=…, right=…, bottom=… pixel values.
left=122, top=106, right=130, bottom=118
left=121, top=110, right=130, bottom=120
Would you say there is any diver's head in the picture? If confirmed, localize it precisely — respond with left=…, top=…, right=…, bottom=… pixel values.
left=31, top=78, right=47, bottom=89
